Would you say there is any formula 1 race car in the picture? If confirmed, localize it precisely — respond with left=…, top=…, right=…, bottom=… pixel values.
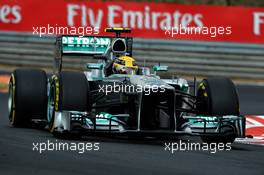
left=8, top=28, right=245, bottom=143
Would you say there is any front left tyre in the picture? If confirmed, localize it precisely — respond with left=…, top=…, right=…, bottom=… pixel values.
left=196, top=77, right=240, bottom=143
left=8, top=69, right=47, bottom=127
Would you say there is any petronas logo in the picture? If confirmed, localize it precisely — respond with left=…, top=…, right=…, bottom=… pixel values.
left=62, top=36, right=110, bottom=47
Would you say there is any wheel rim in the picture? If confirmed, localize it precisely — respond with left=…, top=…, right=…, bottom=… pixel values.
left=8, top=82, right=13, bottom=122
left=8, top=83, right=13, bottom=120
left=47, top=79, right=59, bottom=133
left=47, top=85, right=55, bottom=123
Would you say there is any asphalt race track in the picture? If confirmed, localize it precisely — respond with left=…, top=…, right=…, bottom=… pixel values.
left=0, top=85, right=264, bottom=175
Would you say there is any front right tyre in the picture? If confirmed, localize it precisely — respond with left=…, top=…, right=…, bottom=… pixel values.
left=47, top=71, right=90, bottom=136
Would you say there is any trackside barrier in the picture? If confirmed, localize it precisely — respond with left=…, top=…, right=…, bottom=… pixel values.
left=0, top=31, right=264, bottom=80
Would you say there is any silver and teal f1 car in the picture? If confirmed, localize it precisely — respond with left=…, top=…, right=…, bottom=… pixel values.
left=8, top=28, right=245, bottom=143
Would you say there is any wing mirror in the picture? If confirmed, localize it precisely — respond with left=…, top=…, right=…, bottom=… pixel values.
left=86, top=63, right=104, bottom=70
left=153, top=65, right=168, bottom=74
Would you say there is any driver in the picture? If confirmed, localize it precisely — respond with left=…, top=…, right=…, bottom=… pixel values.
left=112, top=55, right=138, bottom=75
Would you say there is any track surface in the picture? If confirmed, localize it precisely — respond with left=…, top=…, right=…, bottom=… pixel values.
left=0, top=85, right=264, bottom=175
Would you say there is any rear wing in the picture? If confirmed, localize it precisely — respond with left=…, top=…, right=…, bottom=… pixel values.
left=54, top=35, right=133, bottom=72
left=61, top=36, right=110, bottom=54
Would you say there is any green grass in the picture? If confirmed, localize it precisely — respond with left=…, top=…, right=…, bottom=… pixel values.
left=0, top=83, right=8, bottom=92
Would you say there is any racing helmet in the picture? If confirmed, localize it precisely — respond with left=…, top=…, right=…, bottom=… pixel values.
left=112, top=55, right=138, bottom=75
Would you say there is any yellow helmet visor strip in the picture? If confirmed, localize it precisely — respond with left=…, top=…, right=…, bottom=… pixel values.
left=114, top=56, right=138, bottom=70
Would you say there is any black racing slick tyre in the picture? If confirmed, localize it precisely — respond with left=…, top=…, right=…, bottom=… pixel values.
left=196, top=77, right=239, bottom=143
left=48, top=71, right=90, bottom=135
left=197, top=77, right=239, bottom=116
left=8, top=69, right=47, bottom=127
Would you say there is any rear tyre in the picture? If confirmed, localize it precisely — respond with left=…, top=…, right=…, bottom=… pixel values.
left=48, top=71, right=90, bottom=136
left=196, top=77, right=239, bottom=143
left=8, top=69, right=47, bottom=127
